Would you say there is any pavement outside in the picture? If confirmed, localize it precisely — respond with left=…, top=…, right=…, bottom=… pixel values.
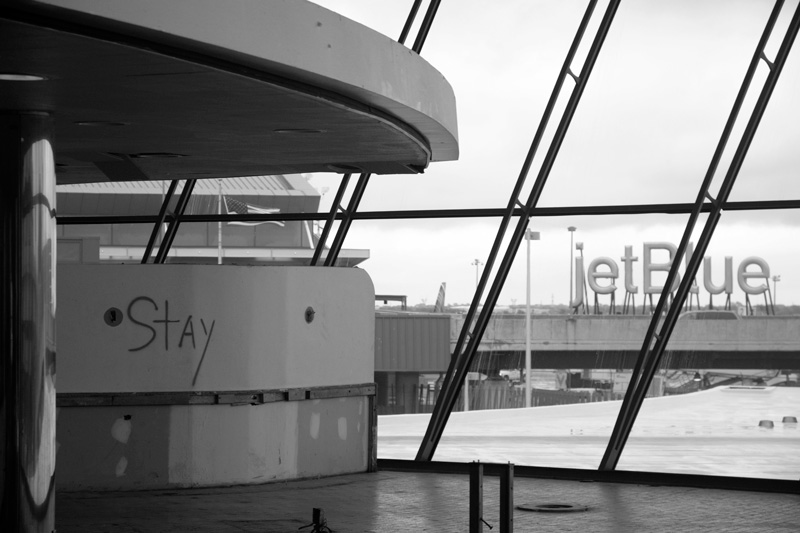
left=57, top=469, right=799, bottom=532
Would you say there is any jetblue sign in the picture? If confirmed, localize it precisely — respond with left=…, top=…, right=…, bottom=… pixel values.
left=571, top=242, right=770, bottom=307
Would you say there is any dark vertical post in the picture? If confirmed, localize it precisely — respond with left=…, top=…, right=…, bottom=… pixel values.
left=367, top=394, right=377, bottom=472
left=469, top=462, right=483, bottom=533
left=500, top=463, right=514, bottom=532
left=0, top=112, right=57, bottom=532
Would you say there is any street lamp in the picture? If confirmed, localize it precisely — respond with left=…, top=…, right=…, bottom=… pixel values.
left=576, top=242, right=585, bottom=313
left=772, top=275, right=781, bottom=306
left=568, top=226, right=577, bottom=306
left=465, top=258, right=484, bottom=412
left=525, top=228, right=540, bottom=408
left=471, top=258, right=484, bottom=289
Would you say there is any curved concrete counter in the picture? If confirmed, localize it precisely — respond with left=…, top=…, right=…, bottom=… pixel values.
left=56, top=265, right=376, bottom=489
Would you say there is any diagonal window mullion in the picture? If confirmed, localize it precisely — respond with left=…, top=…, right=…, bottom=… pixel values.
left=417, top=0, right=621, bottom=462
left=600, top=0, right=800, bottom=471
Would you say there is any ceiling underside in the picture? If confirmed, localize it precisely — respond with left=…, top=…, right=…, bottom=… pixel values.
left=0, top=16, right=435, bottom=184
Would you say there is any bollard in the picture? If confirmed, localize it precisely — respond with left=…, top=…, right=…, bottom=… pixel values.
left=470, top=462, right=484, bottom=533
left=500, top=463, right=514, bottom=533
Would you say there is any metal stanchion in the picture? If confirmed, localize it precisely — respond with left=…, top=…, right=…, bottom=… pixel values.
left=500, top=463, right=514, bottom=532
left=469, top=462, right=484, bottom=532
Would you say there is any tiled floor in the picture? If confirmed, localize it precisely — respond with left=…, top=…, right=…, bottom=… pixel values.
left=57, top=469, right=800, bottom=532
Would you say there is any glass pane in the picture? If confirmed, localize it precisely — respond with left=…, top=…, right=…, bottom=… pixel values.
left=311, top=1, right=789, bottom=211
left=730, top=15, right=800, bottom=203
left=619, top=209, right=799, bottom=479
left=378, top=213, right=702, bottom=467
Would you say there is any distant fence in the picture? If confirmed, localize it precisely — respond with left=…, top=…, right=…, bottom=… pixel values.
left=377, top=381, right=623, bottom=415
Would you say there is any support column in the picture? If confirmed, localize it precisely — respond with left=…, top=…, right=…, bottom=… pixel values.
left=1, top=113, right=57, bottom=532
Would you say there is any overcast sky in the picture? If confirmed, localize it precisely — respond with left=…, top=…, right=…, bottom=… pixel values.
left=308, top=0, right=800, bottom=308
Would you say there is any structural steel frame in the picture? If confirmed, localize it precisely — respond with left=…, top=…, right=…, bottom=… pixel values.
left=53, top=0, right=800, bottom=485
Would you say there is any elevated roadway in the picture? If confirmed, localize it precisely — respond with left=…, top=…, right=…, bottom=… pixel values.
left=452, top=315, right=800, bottom=370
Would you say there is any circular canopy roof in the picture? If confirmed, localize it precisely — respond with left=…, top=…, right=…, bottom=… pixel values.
left=1, top=0, right=459, bottom=184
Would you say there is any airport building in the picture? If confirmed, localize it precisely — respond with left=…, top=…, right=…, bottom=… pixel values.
left=2, top=1, right=798, bottom=531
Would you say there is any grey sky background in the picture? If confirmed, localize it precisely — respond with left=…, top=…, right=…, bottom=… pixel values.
left=308, top=0, right=800, bottom=307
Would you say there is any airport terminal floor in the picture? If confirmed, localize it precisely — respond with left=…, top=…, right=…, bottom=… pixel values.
left=57, top=469, right=799, bottom=532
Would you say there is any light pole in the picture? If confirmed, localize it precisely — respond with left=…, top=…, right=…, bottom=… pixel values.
left=465, top=258, right=483, bottom=412
left=576, top=242, right=586, bottom=314
left=568, top=226, right=577, bottom=306
left=217, top=179, right=223, bottom=265
left=471, top=258, right=483, bottom=288
left=525, top=228, right=540, bottom=407
left=772, top=275, right=781, bottom=306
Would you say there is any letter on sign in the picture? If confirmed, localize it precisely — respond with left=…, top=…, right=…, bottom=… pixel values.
left=643, top=242, right=680, bottom=294
left=737, top=256, right=770, bottom=295
left=588, top=257, right=618, bottom=294
left=703, top=256, right=733, bottom=295
left=620, top=245, right=638, bottom=294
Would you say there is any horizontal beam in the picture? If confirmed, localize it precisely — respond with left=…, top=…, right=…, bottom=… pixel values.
left=55, top=198, right=800, bottom=225
left=57, top=383, right=375, bottom=407
left=467, top=350, right=800, bottom=370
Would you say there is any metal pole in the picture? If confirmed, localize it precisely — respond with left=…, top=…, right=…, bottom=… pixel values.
left=469, top=462, right=484, bottom=533
left=0, top=112, right=57, bottom=532
left=525, top=228, right=539, bottom=407
left=525, top=231, right=531, bottom=408
left=499, top=463, right=514, bottom=533
left=772, top=275, right=780, bottom=306
left=568, top=226, right=576, bottom=305
left=217, top=179, right=222, bottom=265
left=524, top=230, right=539, bottom=407
left=466, top=259, right=483, bottom=413
left=472, top=258, right=483, bottom=288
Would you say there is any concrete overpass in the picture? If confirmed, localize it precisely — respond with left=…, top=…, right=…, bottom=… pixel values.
left=451, top=314, right=800, bottom=370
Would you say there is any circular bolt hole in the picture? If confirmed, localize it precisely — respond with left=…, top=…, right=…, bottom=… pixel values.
left=104, top=307, right=124, bottom=327
left=305, top=307, right=315, bottom=323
